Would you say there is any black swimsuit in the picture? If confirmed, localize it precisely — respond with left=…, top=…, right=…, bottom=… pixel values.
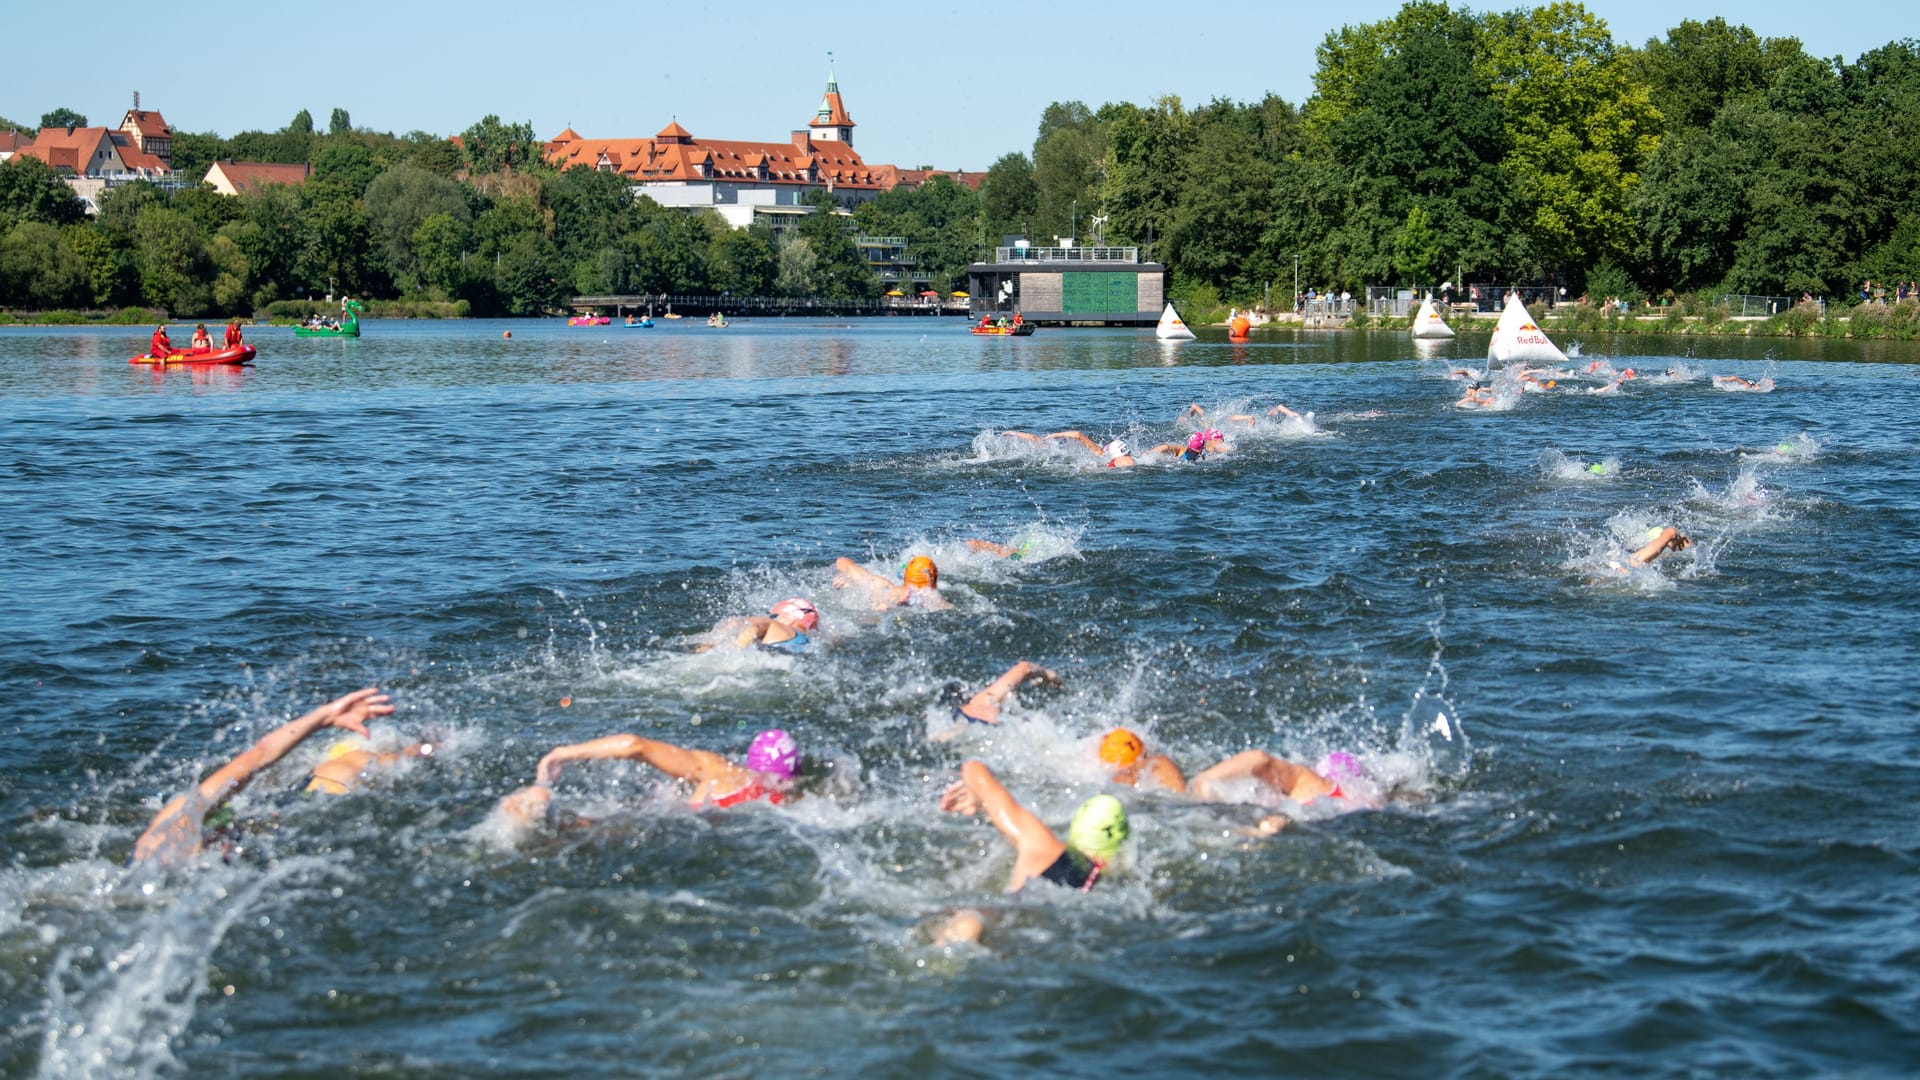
left=1037, top=849, right=1102, bottom=892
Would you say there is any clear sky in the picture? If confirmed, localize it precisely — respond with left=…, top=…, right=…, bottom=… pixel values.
left=2, top=1, right=1903, bottom=172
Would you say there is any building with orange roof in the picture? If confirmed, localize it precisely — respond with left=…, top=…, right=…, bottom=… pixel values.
left=8, top=96, right=180, bottom=212
left=545, top=67, right=969, bottom=230
left=203, top=160, right=312, bottom=196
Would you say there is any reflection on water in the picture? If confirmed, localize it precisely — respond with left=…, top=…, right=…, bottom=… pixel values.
left=1, top=320, right=1917, bottom=1076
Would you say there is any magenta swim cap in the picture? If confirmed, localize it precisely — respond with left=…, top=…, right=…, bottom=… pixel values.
left=746, top=729, right=799, bottom=779
left=1317, top=751, right=1365, bottom=782
left=1188, top=428, right=1223, bottom=451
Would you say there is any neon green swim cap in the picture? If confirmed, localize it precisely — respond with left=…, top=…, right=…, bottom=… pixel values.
left=1587, top=463, right=1606, bottom=474
left=1777, top=442, right=1793, bottom=454
left=1067, top=795, right=1129, bottom=862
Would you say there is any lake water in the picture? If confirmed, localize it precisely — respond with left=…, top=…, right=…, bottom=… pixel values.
left=1, top=319, right=1916, bottom=1077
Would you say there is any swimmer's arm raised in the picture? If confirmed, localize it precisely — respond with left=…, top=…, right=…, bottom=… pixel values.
left=1044, top=431, right=1103, bottom=454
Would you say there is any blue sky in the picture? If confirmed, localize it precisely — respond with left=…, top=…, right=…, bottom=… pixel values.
left=3, top=1, right=1902, bottom=172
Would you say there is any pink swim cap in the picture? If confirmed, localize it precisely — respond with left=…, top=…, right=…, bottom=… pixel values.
left=746, top=729, right=799, bottom=779
left=770, top=598, right=819, bottom=631
left=1317, top=751, right=1365, bottom=782
left=1187, top=428, right=1223, bottom=452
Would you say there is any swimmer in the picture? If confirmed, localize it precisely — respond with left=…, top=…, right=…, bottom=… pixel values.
left=1627, top=525, right=1692, bottom=567
left=1188, top=749, right=1371, bottom=810
left=1713, top=374, right=1768, bottom=390
left=1455, top=383, right=1495, bottom=408
left=931, top=661, right=1061, bottom=739
left=1186, top=401, right=1303, bottom=426
left=938, top=760, right=1129, bottom=896
left=498, top=728, right=805, bottom=829
left=692, top=597, right=820, bottom=653
left=1147, top=428, right=1228, bottom=460
left=132, top=687, right=396, bottom=865
left=304, top=734, right=432, bottom=796
left=833, top=554, right=952, bottom=611
left=964, top=538, right=1031, bottom=558
left=1095, top=727, right=1188, bottom=793
left=1002, top=430, right=1135, bottom=467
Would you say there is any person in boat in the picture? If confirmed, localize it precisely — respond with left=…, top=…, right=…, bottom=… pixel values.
left=930, top=661, right=1061, bottom=740
left=224, top=319, right=244, bottom=347
left=832, top=554, right=952, bottom=611
left=149, top=324, right=174, bottom=358
left=1000, top=430, right=1135, bottom=467
left=496, top=728, right=805, bottom=830
left=190, top=324, right=213, bottom=353
left=978, top=315, right=994, bottom=329
left=131, top=687, right=396, bottom=865
left=692, top=597, right=821, bottom=654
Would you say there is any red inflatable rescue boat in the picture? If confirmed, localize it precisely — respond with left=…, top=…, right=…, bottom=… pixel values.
left=130, top=344, right=257, bottom=366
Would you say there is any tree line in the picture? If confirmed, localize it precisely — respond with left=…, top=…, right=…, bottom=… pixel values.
left=4, top=4, right=1918, bottom=316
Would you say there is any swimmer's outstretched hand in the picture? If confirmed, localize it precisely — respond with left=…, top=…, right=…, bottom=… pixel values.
left=940, top=779, right=981, bottom=816
left=315, top=688, right=393, bottom=738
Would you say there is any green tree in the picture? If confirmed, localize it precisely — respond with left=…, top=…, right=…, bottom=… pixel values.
left=705, top=218, right=776, bottom=297
left=774, top=232, right=819, bottom=296
left=492, top=232, right=567, bottom=315
left=1631, top=18, right=1804, bottom=133
left=411, top=212, right=475, bottom=297
left=365, top=162, right=472, bottom=291
left=1030, top=101, right=1105, bottom=241
left=64, top=224, right=137, bottom=306
left=795, top=188, right=875, bottom=298
left=460, top=115, right=539, bottom=174
left=1101, top=97, right=1192, bottom=252
left=297, top=179, right=378, bottom=298
left=133, top=205, right=211, bottom=314
left=329, top=108, right=352, bottom=136
left=207, top=231, right=252, bottom=313
left=39, top=107, right=87, bottom=130
left=979, top=152, right=1037, bottom=243
left=1165, top=114, right=1278, bottom=297
left=311, top=139, right=381, bottom=197
left=0, top=222, right=88, bottom=308
left=403, top=131, right=465, bottom=178
left=167, top=131, right=223, bottom=184
left=0, top=155, right=86, bottom=231
left=1475, top=2, right=1663, bottom=275
left=289, top=109, right=314, bottom=135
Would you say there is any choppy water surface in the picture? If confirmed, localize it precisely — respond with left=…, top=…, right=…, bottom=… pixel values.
left=1, top=320, right=1916, bottom=1077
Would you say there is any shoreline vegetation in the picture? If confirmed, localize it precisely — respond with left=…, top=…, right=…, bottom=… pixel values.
left=8, top=297, right=1920, bottom=341
left=3, top=10, right=1916, bottom=330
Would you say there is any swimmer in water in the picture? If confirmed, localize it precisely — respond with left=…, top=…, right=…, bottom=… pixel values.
left=498, top=728, right=805, bottom=829
left=132, top=687, right=396, bottom=865
left=931, top=661, right=1062, bottom=739
left=833, top=554, right=952, bottom=611
left=692, top=597, right=820, bottom=653
left=1002, top=430, right=1135, bottom=468
left=1094, top=727, right=1189, bottom=792
left=305, top=734, right=433, bottom=796
left=1147, top=428, right=1228, bottom=460
left=1713, top=374, right=1768, bottom=390
left=1186, top=401, right=1304, bottom=427
left=1455, top=383, right=1496, bottom=408
left=1626, top=525, right=1692, bottom=567
left=1188, top=749, right=1373, bottom=813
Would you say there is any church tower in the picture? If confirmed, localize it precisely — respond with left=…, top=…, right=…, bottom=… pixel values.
left=807, top=62, right=855, bottom=148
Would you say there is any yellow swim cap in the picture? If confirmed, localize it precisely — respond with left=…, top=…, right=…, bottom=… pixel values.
left=1067, top=795, right=1129, bottom=862
left=1098, top=728, right=1145, bottom=768
left=325, top=739, right=362, bottom=761
left=903, top=555, right=938, bottom=589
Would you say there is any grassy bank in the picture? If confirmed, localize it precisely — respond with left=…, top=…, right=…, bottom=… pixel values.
left=0, top=307, right=167, bottom=327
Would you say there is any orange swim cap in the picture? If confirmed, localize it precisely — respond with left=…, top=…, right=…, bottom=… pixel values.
left=1098, top=728, right=1145, bottom=768
left=903, top=555, right=937, bottom=589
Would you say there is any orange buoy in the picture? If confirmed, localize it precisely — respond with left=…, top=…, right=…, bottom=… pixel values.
left=560, top=696, right=572, bottom=708
left=1229, top=315, right=1251, bottom=339
left=503, top=330, right=512, bottom=339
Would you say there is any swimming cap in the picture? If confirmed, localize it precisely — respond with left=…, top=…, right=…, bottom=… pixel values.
left=770, top=597, right=819, bottom=631
left=1067, top=795, right=1129, bottom=862
left=1187, top=429, right=1223, bottom=452
left=903, top=555, right=937, bottom=589
left=325, top=739, right=362, bottom=762
left=1098, top=728, right=1145, bottom=768
left=1587, top=463, right=1606, bottom=474
left=1316, top=751, right=1366, bottom=783
left=745, top=729, right=799, bottom=779
left=1777, top=442, right=1793, bottom=454
left=1104, top=438, right=1128, bottom=459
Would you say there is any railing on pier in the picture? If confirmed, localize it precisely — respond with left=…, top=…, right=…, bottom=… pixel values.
left=991, top=246, right=1140, bottom=263
left=1717, top=294, right=1810, bottom=317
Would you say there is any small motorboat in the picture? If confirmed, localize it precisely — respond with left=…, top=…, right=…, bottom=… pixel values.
left=568, top=315, right=611, bottom=326
left=971, top=314, right=1033, bottom=336
left=130, top=344, right=256, bottom=366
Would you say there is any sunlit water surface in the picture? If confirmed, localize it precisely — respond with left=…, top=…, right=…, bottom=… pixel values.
left=1, top=320, right=1917, bottom=1076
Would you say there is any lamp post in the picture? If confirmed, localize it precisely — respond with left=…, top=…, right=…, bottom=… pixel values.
left=1292, top=255, right=1300, bottom=313
left=1071, top=199, right=1077, bottom=247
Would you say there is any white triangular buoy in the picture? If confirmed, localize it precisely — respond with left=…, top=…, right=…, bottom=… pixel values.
left=1411, top=295, right=1455, bottom=339
left=1156, top=302, right=1196, bottom=341
left=1488, top=293, right=1567, bottom=366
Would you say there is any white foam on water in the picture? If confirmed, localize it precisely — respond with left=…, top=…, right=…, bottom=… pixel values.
left=1542, top=449, right=1622, bottom=481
